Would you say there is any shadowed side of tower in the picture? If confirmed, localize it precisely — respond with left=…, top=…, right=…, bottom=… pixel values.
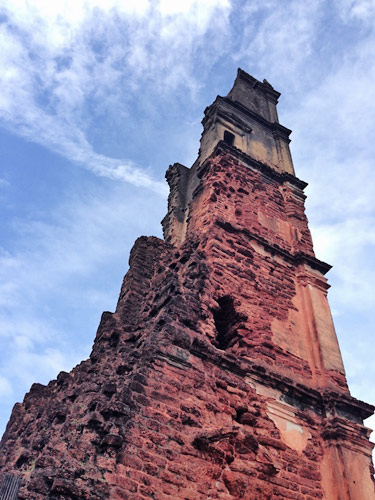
left=0, top=69, right=374, bottom=500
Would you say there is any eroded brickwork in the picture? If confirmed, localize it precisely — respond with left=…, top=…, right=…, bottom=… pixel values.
left=1, top=69, right=374, bottom=500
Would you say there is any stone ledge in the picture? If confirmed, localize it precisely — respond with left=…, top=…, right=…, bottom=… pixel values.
left=168, top=337, right=375, bottom=424
left=211, top=140, right=307, bottom=190
left=214, top=218, right=331, bottom=275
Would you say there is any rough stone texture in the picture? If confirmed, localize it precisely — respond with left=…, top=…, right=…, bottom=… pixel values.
left=0, top=69, right=374, bottom=500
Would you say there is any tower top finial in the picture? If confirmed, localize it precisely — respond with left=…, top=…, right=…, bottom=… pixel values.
left=226, top=68, right=281, bottom=121
left=197, top=69, right=294, bottom=174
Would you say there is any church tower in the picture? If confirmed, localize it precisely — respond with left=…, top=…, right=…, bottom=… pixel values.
left=1, top=69, right=374, bottom=500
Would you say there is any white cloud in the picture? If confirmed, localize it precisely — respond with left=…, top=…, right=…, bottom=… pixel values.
left=8, top=348, right=70, bottom=388
left=311, top=218, right=375, bottom=309
left=0, top=376, right=13, bottom=398
left=159, top=0, right=229, bottom=17
left=234, top=0, right=324, bottom=85
left=0, top=183, right=164, bottom=304
left=335, top=0, right=375, bottom=25
left=0, top=0, right=231, bottom=189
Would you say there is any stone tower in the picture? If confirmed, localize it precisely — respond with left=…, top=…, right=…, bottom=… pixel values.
left=0, top=69, right=374, bottom=500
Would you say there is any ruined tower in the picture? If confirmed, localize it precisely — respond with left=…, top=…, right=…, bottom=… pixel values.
left=0, top=69, right=374, bottom=500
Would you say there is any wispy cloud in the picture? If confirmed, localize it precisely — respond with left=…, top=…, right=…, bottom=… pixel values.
left=0, top=0, right=231, bottom=190
left=234, top=0, right=324, bottom=86
left=336, top=0, right=375, bottom=24
left=0, top=376, right=12, bottom=398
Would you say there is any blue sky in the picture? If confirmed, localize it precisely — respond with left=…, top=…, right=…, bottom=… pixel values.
left=0, top=0, right=374, bottom=446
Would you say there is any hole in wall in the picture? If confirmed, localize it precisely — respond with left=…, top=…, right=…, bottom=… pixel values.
left=224, top=130, right=235, bottom=146
left=212, top=295, right=247, bottom=350
left=235, top=407, right=248, bottom=423
left=109, top=332, right=119, bottom=348
left=116, top=365, right=131, bottom=375
left=15, top=454, right=30, bottom=469
left=54, top=413, right=66, bottom=425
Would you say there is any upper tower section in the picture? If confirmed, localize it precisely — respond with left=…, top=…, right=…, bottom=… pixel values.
left=197, top=68, right=295, bottom=174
